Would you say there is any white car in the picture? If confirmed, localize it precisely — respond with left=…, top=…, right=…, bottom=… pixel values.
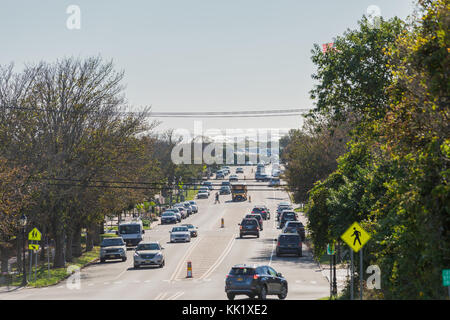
left=133, top=241, right=165, bottom=268
left=170, top=226, right=191, bottom=243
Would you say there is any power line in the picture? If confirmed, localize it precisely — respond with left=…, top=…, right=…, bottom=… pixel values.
left=2, top=105, right=309, bottom=118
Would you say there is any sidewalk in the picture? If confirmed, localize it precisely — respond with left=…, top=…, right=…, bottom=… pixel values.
left=319, top=263, right=349, bottom=295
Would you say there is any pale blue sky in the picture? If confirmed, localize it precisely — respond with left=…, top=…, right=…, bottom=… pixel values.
left=1, top=0, right=416, bottom=133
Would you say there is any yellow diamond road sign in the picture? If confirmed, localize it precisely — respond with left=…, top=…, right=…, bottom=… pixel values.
left=28, top=227, right=42, bottom=241
left=341, top=222, right=371, bottom=252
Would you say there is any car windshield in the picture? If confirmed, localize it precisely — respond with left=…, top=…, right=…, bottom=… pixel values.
left=279, top=235, right=300, bottom=243
left=182, top=224, right=194, bottom=229
left=136, top=243, right=160, bottom=251
left=230, top=267, right=255, bottom=276
left=189, top=201, right=196, bottom=205
left=172, top=227, right=188, bottom=232
left=101, top=238, right=124, bottom=247
left=119, top=225, right=141, bottom=234
left=162, top=212, right=175, bottom=216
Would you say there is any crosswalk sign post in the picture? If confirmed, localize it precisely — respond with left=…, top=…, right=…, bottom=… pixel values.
left=341, top=222, right=372, bottom=300
left=28, top=228, right=41, bottom=284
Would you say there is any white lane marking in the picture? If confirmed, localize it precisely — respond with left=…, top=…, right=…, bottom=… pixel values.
left=167, top=291, right=184, bottom=300
left=200, top=234, right=236, bottom=280
left=311, top=281, right=317, bottom=284
left=144, top=280, right=151, bottom=283
left=88, top=283, right=94, bottom=287
left=169, top=236, right=203, bottom=281
left=113, top=281, right=123, bottom=285
left=103, top=282, right=110, bottom=285
left=154, top=292, right=168, bottom=300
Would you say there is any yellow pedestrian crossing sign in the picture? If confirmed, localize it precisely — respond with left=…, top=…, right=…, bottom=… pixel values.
left=341, top=222, right=371, bottom=252
left=29, top=244, right=40, bottom=251
left=28, top=227, right=42, bottom=241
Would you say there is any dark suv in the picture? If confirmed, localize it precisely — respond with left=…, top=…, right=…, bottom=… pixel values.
left=225, top=264, right=288, bottom=300
left=239, top=218, right=260, bottom=238
left=283, top=221, right=306, bottom=241
left=278, top=210, right=297, bottom=229
left=276, top=233, right=302, bottom=257
left=244, top=214, right=263, bottom=231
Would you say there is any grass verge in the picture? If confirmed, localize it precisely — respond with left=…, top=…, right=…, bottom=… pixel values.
left=0, top=247, right=100, bottom=288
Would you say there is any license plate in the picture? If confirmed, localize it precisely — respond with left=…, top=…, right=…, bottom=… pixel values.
left=237, top=277, right=243, bottom=281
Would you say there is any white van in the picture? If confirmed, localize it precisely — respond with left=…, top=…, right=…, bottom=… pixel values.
left=118, top=219, right=144, bottom=247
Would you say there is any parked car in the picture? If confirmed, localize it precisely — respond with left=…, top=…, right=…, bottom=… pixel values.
left=236, top=167, right=244, bottom=173
left=188, top=200, right=198, bottom=213
left=181, top=224, right=198, bottom=237
left=202, top=181, right=213, bottom=190
left=278, top=210, right=297, bottom=229
left=221, top=181, right=231, bottom=187
left=216, top=171, right=225, bottom=179
left=198, top=186, right=210, bottom=195
left=133, top=241, right=165, bottom=268
left=220, top=185, right=231, bottom=195
left=276, top=233, right=302, bottom=257
left=170, top=226, right=191, bottom=243
left=100, top=237, right=127, bottom=263
left=239, top=218, right=260, bottom=238
left=283, top=221, right=305, bottom=241
left=197, top=190, right=209, bottom=199
left=225, top=264, right=288, bottom=300
left=170, top=207, right=186, bottom=219
left=229, top=174, right=239, bottom=182
left=245, top=214, right=263, bottom=231
left=161, top=212, right=178, bottom=224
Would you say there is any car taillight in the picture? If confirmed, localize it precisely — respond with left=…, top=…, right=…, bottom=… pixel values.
left=277, top=242, right=280, bottom=246
left=253, top=274, right=259, bottom=280
left=239, top=226, right=243, bottom=230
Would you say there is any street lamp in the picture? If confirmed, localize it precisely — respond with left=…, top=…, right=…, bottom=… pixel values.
left=19, top=214, right=27, bottom=286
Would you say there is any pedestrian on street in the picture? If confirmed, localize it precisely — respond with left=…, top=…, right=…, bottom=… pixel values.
left=215, top=192, right=220, bottom=204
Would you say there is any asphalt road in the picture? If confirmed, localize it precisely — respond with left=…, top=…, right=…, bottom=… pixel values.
left=0, top=165, right=329, bottom=300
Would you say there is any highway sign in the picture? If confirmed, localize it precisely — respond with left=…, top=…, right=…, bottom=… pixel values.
left=341, top=222, right=371, bottom=252
left=28, top=244, right=40, bottom=251
left=28, top=227, right=42, bottom=241
left=443, top=269, right=450, bottom=286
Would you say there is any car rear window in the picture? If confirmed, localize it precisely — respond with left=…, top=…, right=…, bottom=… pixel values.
left=279, top=235, right=300, bottom=243
left=242, top=219, right=257, bottom=225
left=282, top=212, right=296, bottom=219
left=230, top=267, right=256, bottom=276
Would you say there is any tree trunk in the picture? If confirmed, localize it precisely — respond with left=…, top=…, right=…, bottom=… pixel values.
left=65, top=228, right=73, bottom=262
left=72, top=225, right=82, bottom=258
left=93, top=223, right=102, bottom=246
left=53, top=232, right=65, bottom=268
left=0, top=244, right=9, bottom=273
left=86, top=227, right=94, bottom=252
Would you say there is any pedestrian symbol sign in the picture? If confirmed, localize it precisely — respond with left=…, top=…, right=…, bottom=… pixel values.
left=29, top=244, right=40, bottom=251
left=28, top=227, right=41, bottom=241
left=341, top=222, right=370, bottom=252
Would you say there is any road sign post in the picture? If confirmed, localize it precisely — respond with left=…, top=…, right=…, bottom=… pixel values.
left=341, top=222, right=371, bottom=300
left=350, top=250, right=354, bottom=300
left=360, top=248, right=363, bottom=300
